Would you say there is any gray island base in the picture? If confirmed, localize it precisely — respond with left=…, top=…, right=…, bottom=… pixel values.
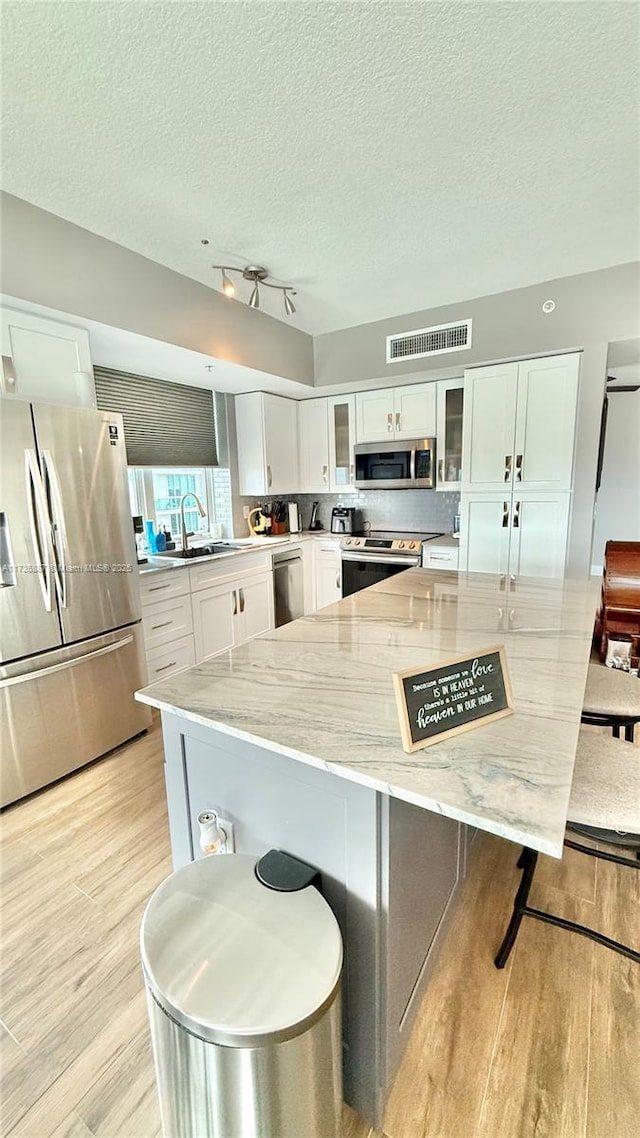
left=136, top=568, right=598, bottom=1127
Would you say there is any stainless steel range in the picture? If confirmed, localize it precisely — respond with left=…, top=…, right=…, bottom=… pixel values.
left=340, top=530, right=444, bottom=597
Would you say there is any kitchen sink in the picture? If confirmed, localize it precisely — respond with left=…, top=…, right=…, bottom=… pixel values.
left=153, top=543, right=247, bottom=559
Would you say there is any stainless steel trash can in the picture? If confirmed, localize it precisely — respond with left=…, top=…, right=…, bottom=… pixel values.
left=140, top=852, right=343, bottom=1138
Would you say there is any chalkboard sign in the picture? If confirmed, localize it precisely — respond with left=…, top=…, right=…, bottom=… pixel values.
left=393, top=646, right=514, bottom=753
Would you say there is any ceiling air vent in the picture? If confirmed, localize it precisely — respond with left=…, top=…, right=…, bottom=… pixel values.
left=386, top=319, right=472, bottom=364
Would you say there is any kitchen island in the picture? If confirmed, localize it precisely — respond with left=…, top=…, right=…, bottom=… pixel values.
left=136, top=568, right=598, bottom=1126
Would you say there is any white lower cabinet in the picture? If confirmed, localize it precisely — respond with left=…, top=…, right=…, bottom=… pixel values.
left=146, top=636, right=196, bottom=681
left=314, top=540, right=342, bottom=609
left=141, top=572, right=196, bottom=679
left=192, top=579, right=237, bottom=660
left=140, top=550, right=276, bottom=672
left=460, top=491, right=571, bottom=579
left=422, top=540, right=459, bottom=572
left=237, top=571, right=274, bottom=642
left=192, top=569, right=274, bottom=661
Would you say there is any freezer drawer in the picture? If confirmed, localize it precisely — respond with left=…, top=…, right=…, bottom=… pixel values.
left=0, top=624, right=151, bottom=807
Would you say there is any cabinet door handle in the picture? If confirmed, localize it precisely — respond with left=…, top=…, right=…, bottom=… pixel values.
left=336, top=573, right=341, bottom=589
left=349, top=463, right=354, bottom=481
left=504, top=455, right=512, bottom=482
left=513, top=501, right=520, bottom=528
left=395, top=412, right=401, bottom=430
left=148, top=583, right=171, bottom=593
left=232, top=590, right=237, bottom=616
left=387, top=413, right=393, bottom=433
left=267, top=464, right=273, bottom=488
left=155, top=661, right=177, bottom=673
left=322, top=464, right=328, bottom=483
left=1, top=355, right=16, bottom=394
left=151, top=620, right=174, bottom=631
left=239, top=588, right=245, bottom=613
left=438, top=458, right=443, bottom=483
left=502, top=502, right=510, bottom=528
left=515, top=454, right=523, bottom=481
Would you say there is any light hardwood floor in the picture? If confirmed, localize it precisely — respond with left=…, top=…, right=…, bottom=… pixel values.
left=1, top=725, right=638, bottom=1138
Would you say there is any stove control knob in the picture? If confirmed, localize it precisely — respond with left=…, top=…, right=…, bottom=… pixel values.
left=345, top=537, right=352, bottom=545
left=398, top=541, right=405, bottom=549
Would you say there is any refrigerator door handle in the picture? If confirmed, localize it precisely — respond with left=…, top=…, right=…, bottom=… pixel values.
left=24, top=450, right=54, bottom=613
left=0, top=634, right=134, bottom=689
left=41, top=450, right=68, bottom=609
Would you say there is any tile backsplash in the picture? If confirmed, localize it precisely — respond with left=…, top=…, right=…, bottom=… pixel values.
left=281, top=490, right=460, bottom=534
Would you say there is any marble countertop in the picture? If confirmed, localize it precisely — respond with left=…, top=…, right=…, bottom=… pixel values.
left=139, top=533, right=316, bottom=576
left=136, top=569, right=598, bottom=855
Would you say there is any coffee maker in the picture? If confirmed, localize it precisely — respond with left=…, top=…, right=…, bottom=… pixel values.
left=331, top=506, right=356, bottom=535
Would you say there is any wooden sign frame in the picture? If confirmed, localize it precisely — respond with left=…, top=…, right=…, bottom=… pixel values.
left=393, top=645, right=514, bottom=753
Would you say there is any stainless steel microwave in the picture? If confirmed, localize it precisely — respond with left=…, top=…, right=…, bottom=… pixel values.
left=354, top=438, right=436, bottom=489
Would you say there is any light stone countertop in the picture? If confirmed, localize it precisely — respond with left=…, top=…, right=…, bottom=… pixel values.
left=136, top=568, right=599, bottom=856
left=138, top=533, right=318, bottom=576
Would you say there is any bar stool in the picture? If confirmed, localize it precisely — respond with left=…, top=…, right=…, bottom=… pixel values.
left=495, top=728, right=640, bottom=968
left=581, top=661, right=640, bottom=742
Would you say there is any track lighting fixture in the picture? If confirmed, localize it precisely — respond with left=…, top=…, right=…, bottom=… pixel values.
left=211, top=263, right=298, bottom=316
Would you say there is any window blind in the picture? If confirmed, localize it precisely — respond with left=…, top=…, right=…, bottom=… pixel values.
left=94, top=367, right=218, bottom=467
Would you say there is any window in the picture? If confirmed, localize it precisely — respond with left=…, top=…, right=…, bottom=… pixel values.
left=128, top=468, right=215, bottom=540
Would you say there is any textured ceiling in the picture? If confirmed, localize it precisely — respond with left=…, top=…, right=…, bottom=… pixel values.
left=2, top=1, right=639, bottom=335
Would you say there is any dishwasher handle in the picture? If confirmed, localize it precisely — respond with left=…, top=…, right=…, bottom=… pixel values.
left=272, top=549, right=303, bottom=566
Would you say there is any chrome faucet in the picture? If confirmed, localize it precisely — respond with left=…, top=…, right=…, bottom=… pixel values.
left=180, top=492, right=206, bottom=553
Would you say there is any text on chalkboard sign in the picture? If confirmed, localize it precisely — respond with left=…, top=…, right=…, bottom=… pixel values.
left=393, top=646, right=514, bottom=753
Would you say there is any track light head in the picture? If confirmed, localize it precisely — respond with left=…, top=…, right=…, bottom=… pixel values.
left=283, top=291, right=296, bottom=316
left=249, top=282, right=260, bottom=309
left=221, top=269, right=235, bottom=297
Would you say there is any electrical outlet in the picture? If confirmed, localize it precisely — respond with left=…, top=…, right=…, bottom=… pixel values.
left=218, top=817, right=235, bottom=852
left=243, top=505, right=251, bottom=519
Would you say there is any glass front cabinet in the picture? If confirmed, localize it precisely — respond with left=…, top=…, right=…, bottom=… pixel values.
left=327, top=394, right=356, bottom=493
left=436, top=379, right=464, bottom=491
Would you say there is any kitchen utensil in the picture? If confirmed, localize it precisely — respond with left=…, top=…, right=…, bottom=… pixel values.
left=309, top=501, right=322, bottom=531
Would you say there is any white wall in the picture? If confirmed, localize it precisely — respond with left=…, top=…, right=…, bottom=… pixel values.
left=591, top=382, right=640, bottom=572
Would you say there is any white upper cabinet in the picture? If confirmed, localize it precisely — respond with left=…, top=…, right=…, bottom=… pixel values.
left=513, top=355, right=580, bottom=492
left=462, top=353, right=580, bottom=494
left=327, top=394, right=356, bottom=492
left=393, top=383, right=436, bottom=439
left=461, top=362, right=519, bottom=491
left=299, top=399, right=330, bottom=493
left=1, top=308, right=95, bottom=408
left=235, top=392, right=299, bottom=496
left=435, top=378, right=464, bottom=491
left=355, top=383, right=436, bottom=443
left=356, top=390, right=393, bottom=442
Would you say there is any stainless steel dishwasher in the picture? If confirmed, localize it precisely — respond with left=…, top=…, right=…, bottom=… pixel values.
left=273, top=547, right=304, bottom=627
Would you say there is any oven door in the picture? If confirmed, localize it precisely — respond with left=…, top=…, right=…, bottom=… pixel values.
left=341, top=553, right=418, bottom=597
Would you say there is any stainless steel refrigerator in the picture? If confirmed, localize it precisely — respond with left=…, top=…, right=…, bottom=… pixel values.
left=1, top=399, right=151, bottom=807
